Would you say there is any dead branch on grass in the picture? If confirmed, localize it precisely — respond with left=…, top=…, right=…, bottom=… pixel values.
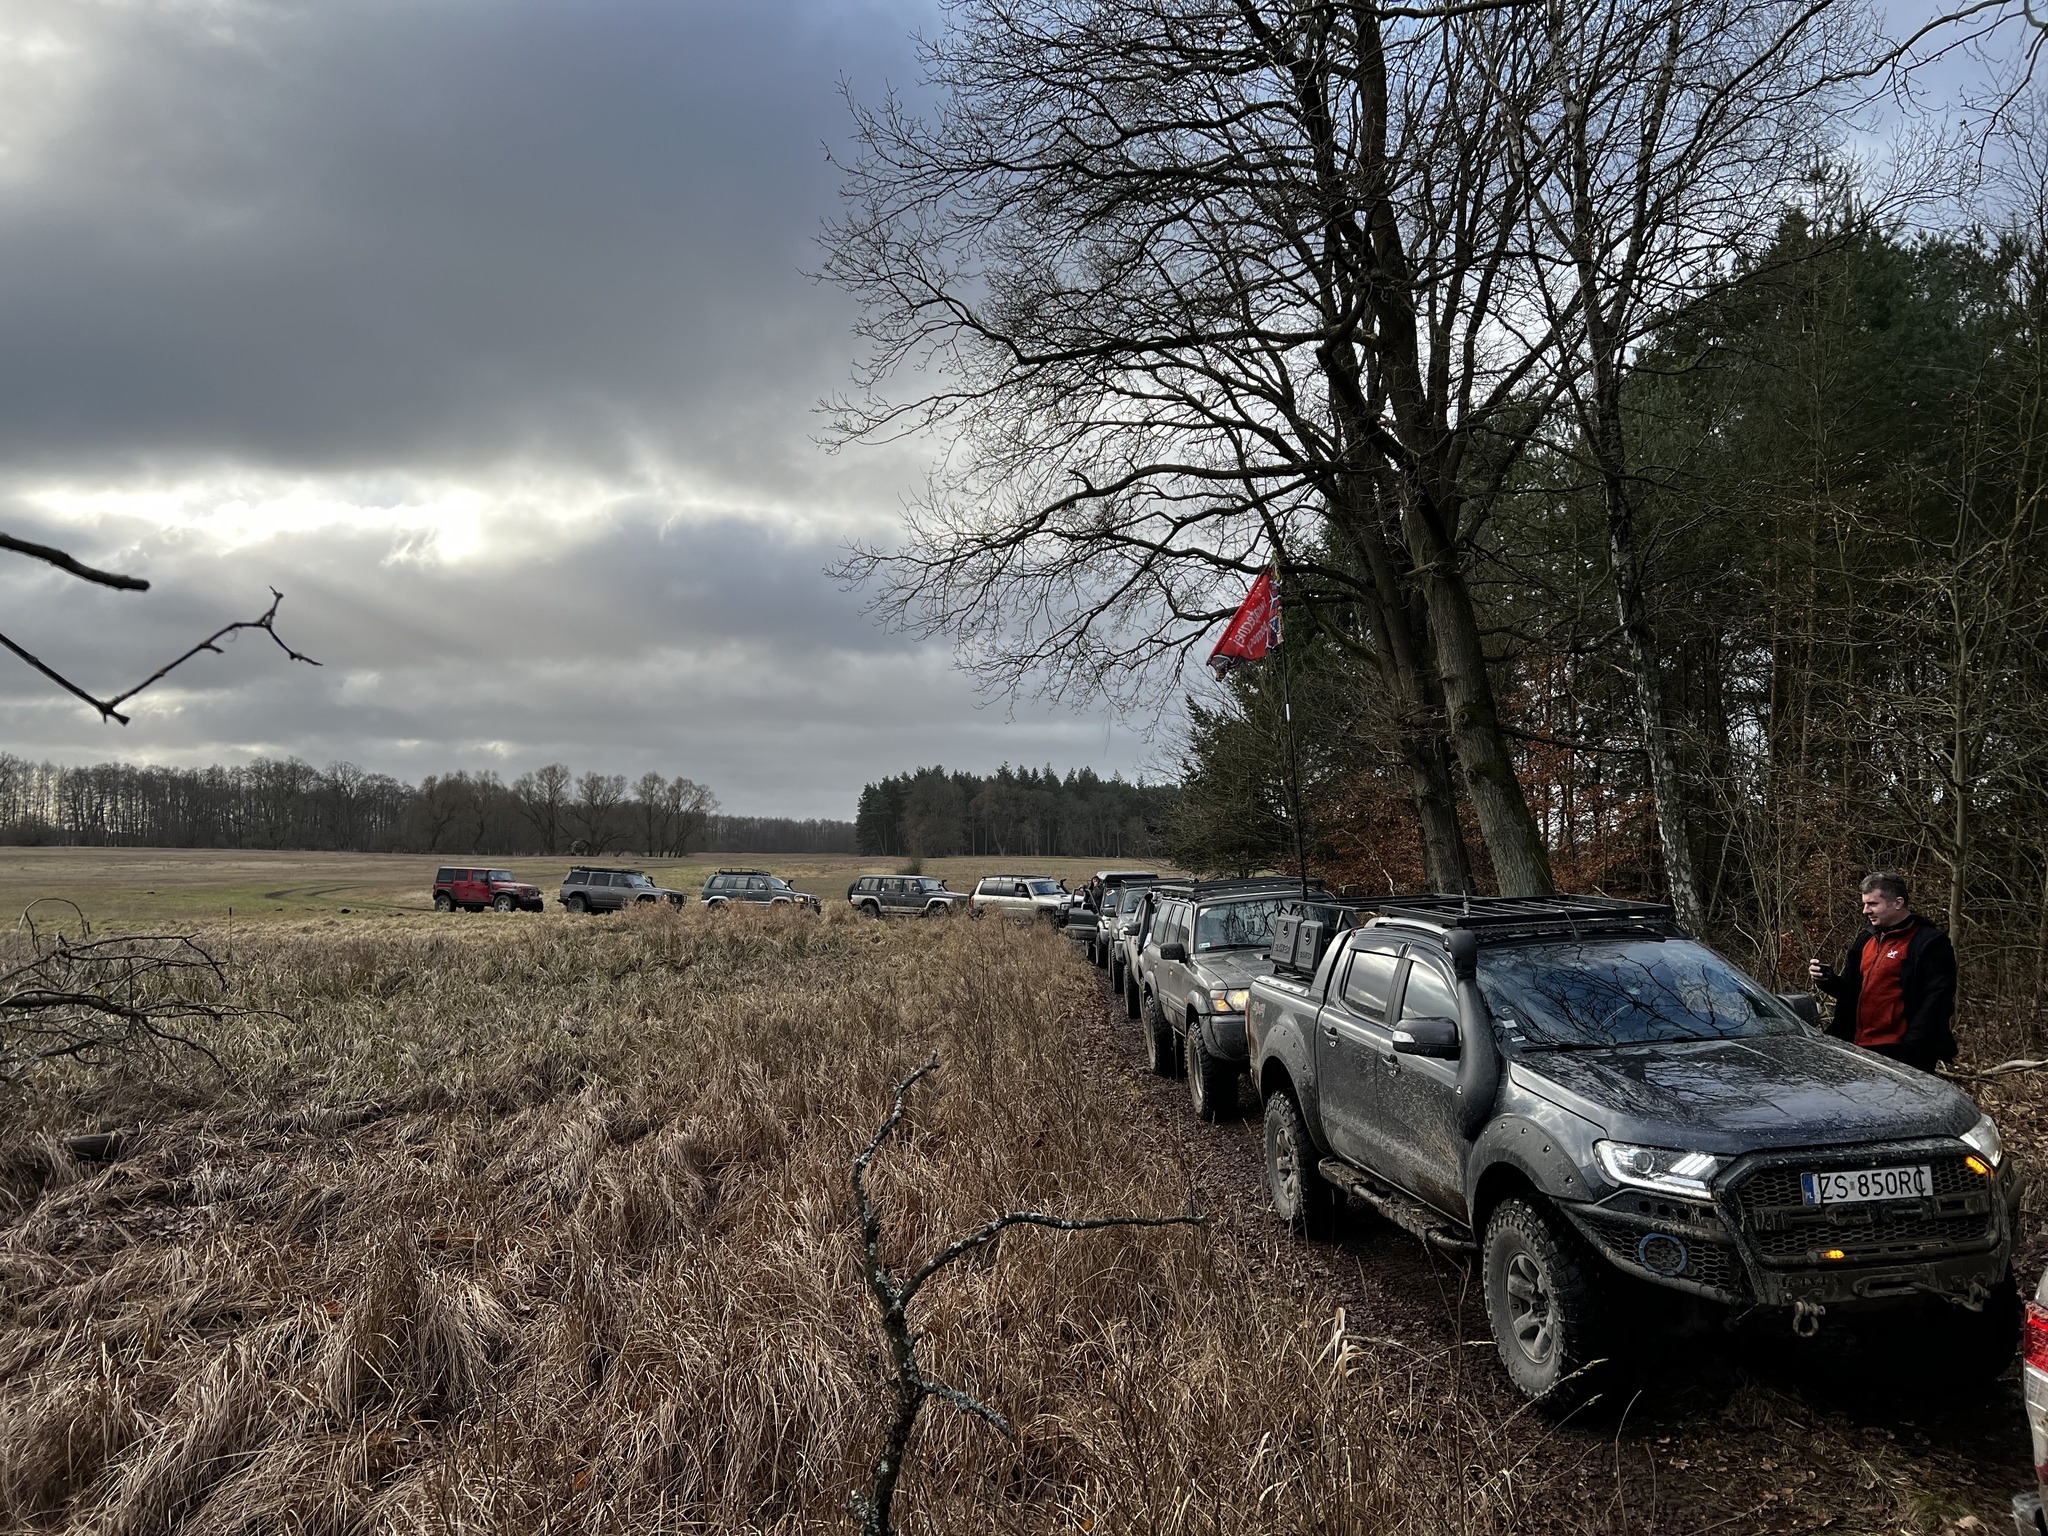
left=1, top=906, right=260, bottom=1082
left=848, top=1053, right=1204, bottom=1536
left=1943, top=1056, right=2048, bottom=1080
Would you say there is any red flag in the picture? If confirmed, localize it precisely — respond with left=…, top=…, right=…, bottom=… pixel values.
left=1207, top=568, right=1281, bottom=678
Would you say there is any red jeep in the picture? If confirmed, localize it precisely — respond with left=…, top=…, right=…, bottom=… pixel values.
left=433, top=867, right=544, bottom=912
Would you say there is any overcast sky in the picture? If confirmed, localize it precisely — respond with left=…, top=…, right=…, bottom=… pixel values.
left=0, top=3, right=2023, bottom=822
left=0, top=0, right=1163, bottom=819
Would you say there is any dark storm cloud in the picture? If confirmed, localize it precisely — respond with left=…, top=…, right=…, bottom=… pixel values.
left=0, top=0, right=1164, bottom=812
left=0, top=0, right=914, bottom=494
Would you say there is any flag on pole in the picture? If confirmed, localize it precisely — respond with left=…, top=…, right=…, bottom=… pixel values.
left=1206, top=567, right=1281, bottom=678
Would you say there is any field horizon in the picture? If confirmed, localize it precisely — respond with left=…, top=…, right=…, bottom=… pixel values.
left=0, top=848, right=1174, bottom=930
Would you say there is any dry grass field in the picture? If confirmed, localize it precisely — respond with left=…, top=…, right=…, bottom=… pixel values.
left=0, top=904, right=1537, bottom=1536
left=3, top=853, right=2042, bottom=1535
left=0, top=848, right=1153, bottom=928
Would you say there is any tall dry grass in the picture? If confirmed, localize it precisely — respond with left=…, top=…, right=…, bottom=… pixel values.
left=0, top=908, right=1546, bottom=1535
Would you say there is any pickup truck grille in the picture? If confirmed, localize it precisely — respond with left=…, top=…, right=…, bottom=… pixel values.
left=1724, top=1153, right=1995, bottom=1265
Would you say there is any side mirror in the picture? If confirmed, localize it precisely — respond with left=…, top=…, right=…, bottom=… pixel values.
left=1777, top=992, right=1823, bottom=1029
left=1391, top=1015, right=1461, bottom=1058
left=1159, top=942, right=1188, bottom=963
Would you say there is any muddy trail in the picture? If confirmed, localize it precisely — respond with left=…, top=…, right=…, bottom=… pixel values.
left=1069, top=962, right=2031, bottom=1535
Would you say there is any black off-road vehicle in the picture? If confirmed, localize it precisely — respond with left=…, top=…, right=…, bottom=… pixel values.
left=1247, top=895, right=2020, bottom=1409
left=701, top=869, right=822, bottom=911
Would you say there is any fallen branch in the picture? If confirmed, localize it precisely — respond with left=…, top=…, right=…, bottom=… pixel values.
left=0, top=910, right=278, bottom=1083
left=1942, top=1057, right=2048, bottom=1081
left=847, top=1054, right=1202, bottom=1536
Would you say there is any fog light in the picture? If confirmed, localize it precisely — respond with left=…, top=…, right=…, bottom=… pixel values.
left=1637, top=1233, right=1688, bottom=1276
left=1823, top=1248, right=1847, bottom=1261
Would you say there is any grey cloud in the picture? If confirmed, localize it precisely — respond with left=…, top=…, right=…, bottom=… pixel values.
left=0, top=503, right=1158, bottom=818
left=0, top=0, right=1169, bottom=813
left=0, top=0, right=922, bottom=497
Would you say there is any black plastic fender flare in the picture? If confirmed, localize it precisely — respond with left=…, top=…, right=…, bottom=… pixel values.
left=1465, top=1116, right=1598, bottom=1221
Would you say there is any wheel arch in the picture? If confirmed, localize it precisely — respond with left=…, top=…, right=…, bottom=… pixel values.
left=1469, top=1160, right=1544, bottom=1235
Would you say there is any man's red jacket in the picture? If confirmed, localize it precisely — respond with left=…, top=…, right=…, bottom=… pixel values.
left=1815, top=916, right=1959, bottom=1064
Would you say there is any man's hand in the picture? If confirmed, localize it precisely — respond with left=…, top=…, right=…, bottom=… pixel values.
left=1808, top=957, right=1827, bottom=983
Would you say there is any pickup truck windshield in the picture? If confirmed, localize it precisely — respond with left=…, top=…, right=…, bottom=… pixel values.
left=1195, top=897, right=1286, bottom=951
left=1477, top=938, right=1805, bottom=1049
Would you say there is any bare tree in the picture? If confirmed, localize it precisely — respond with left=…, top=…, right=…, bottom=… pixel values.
left=567, top=771, right=628, bottom=854
left=825, top=0, right=1581, bottom=892
left=659, top=775, right=718, bottom=857
left=847, top=1056, right=1201, bottom=1536
left=511, top=764, right=572, bottom=855
left=1508, top=0, right=1881, bottom=928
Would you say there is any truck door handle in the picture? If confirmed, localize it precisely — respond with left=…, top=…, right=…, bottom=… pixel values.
left=1323, top=1025, right=1340, bottom=1044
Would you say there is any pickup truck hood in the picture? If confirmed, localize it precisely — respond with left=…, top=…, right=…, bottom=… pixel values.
left=1513, top=1033, right=1976, bottom=1154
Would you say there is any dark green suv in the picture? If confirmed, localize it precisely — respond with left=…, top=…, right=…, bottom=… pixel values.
left=701, top=869, right=822, bottom=911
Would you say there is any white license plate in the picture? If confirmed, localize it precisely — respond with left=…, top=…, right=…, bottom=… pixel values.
left=1800, top=1165, right=1932, bottom=1206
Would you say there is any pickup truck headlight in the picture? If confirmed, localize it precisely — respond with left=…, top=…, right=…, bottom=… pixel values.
left=1594, top=1141, right=1724, bottom=1197
left=1207, top=987, right=1251, bottom=1014
left=1961, top=1114, right=2005, bottom=1168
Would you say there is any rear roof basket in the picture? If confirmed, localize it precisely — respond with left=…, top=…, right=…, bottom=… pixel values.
left=1151, top=876, right=1332, bottom=900
left=1266, top=894, right=1389, bottom=977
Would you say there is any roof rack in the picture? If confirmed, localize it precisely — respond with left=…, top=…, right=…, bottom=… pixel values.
left=1372, top=894, right=1679, bottom=941
left=1150, top=876, right=1331, bottom=899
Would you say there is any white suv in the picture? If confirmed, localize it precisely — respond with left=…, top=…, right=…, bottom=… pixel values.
left=968, top=874, right=1071, bottom=922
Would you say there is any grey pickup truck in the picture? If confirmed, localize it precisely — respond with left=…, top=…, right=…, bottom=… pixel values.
left=1246, top=894, right=2020, bottom=1409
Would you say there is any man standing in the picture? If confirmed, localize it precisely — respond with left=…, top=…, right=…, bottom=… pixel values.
left=1808, top=872, right=1959, bottom=1071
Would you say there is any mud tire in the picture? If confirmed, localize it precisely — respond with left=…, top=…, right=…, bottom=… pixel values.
left=1482, top=1197, right=1615, bottom=1413
left=1187, top=1025, right=1241, bottom=1122
left=1264, top=1092, right=1334, bottom=1238
left=433, top=893, right=454, bottom=913
left=1142, top=989, right=1179, bottom=1077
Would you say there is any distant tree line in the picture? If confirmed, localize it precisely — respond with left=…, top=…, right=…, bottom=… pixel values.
left=0, top=754, right=854, bottom=858
left=854, top=765, right=1177, bottom=859
left=701, top=815, right=857, bottom=855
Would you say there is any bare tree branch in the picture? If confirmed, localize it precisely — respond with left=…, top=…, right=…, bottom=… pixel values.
left=0, top=531, right=150, bottom=591
left=0, top=910, right=287, bottom=1083
left=0, top=588, right=320, bottom=725
left=847, top=1054, right=1202, bottom=1536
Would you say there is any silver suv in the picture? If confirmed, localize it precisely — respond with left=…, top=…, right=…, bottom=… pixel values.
left=968, top=874, right=1071, bottom=922
left=559, top=866, right=689, bottom=913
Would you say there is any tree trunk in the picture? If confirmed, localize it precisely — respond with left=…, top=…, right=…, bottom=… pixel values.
left=1606, top=488, right=1704, bottom=931
left=1405, top=500, right=1554, bottom=897
left=1329, top=484, right=1476, bottom=893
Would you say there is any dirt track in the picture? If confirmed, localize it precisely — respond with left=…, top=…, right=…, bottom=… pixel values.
left=1071, top=955, right=2033, bottom=1535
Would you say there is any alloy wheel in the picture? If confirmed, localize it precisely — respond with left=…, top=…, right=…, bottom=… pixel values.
left=1504, top=1249, right=1555, bottom=1366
